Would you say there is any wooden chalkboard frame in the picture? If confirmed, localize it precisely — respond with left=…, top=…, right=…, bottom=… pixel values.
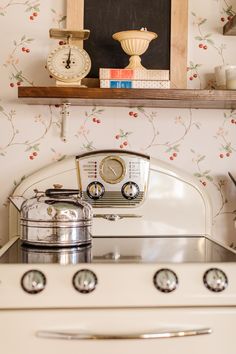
left=67, top=0, right=188, bottom=88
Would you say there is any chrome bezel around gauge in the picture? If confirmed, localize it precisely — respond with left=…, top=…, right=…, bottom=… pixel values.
left=203, top=268, right=228, bottom=292
left=153, top=268, right=178, bottom=293
left=21, top=269, right=46, bottom=294
left=99, top=156, right=126, bottom=184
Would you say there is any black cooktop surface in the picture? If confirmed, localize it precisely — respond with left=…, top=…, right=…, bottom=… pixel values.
left=1, top=236, right=236, bottom=264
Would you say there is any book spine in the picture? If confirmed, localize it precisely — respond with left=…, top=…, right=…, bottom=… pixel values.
left=100, top=80, right=171, bottom=89
left=99, top=68, right=169, bottom=81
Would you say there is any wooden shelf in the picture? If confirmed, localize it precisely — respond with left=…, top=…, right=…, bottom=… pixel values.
left=223, top=15, right=236, bottom=35
left=18, top=86, right=236, bottom=109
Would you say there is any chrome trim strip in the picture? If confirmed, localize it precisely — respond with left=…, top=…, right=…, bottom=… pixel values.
left=36, top=328, right=212, bottom=340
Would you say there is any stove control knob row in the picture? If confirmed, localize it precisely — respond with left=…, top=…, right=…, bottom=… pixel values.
left=73, top=269, right=97, bottom=293
left=21, top=270, right=46, bottom=294
left=203, top=268, right=228, bottom=292
left=153, top=269, right=178, bottom=293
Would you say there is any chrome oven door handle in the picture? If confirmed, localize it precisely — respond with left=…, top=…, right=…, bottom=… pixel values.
left=36, top=327, right=212, bottom=340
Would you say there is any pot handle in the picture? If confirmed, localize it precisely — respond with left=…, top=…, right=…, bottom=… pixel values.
left=45, top=189, right=81, bottom=197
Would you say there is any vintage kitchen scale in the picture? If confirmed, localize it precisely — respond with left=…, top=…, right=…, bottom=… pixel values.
left=47, top=28, right=91, bottom=87
left=1, top=150, right=236, bottom=354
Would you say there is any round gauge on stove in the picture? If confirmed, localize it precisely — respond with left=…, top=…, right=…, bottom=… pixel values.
left=153, top=268, right=178, bottom=293
left=203, top=268, right=228, bottom=292
left=99, top=156, right=126, bottom=184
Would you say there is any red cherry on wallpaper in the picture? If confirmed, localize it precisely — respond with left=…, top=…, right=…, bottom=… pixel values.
left=123, top=141, right=128, bottom=146
left=10, top=83, right=14, bottom=88
left=32, top=152, right=38, bottom=157
left=221, top=17, right=225, bottom=22
left=199, top=43, right=203, bottom=48
left=115, top=134, right=120, bottom=139
left=29, top=155, right=34, bottom=160
left=203, top=45, right=208, bottom=50
left=189, top=76, right=193, bottom=80
left=193, top=73, right=198, bottom=78
left=173, top=152, right=177, bottom=157
left=29, top=15, right=34, bottom=20
left=226, top=152, right=230, bottom=157
left=96, top=119, right=101, bottom=124
left=129, top=111, right=133, bottom=116
left=231, top=119, right=235, bottom=123
left=59, top=40, right=64, bottom=46
left=26, top=48, right=30, bottom=53
left=169, top=156, right=174, bottom=161
left=17, top=82, right=21, bottom=86
left=22, top=47, right=26, bottom=52
left=219, top=154, right=224, bottom=158
left=133, top=113, right=138, bottom=118
left=120, top=144, right=124, bottom=149
left=33, top=12, right=38, bottom=17
left=92, top=117, right=97, bottom=122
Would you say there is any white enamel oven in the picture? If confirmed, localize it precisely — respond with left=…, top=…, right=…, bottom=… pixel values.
left=3, top=149, right=236, bottom=354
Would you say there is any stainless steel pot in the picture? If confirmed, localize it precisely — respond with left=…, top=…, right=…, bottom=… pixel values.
left=15, top=189, right=93, bottom=247
left=20, top=243, right=92, bottom=264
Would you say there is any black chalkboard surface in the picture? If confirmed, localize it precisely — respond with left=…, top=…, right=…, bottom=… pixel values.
left=84, top=0, right=171, bottom=78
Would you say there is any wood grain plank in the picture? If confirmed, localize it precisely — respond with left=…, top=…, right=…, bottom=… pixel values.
left=18, top=87, right=236, bottom=109
left=170, top=0, right=188, bottom=89
left=66, top=0, right=84, bottom=47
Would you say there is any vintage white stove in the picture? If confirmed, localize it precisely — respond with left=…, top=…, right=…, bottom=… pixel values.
left=1, top=150, right=236, bottom=354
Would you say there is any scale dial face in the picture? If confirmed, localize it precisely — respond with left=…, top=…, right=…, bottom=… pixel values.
left=47, top=44, right=91, bottom=82
left=99, top=156, right=126, bottom=184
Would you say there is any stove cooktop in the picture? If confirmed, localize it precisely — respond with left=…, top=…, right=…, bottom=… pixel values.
left=1, top=236, right=236, bottom=264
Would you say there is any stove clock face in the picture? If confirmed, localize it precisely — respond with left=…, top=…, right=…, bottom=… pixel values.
left=99, top=156, right=126, bottom=184
left=153, top=268, right=178, bottom=293
left=47, top=44, right=91, bottom=83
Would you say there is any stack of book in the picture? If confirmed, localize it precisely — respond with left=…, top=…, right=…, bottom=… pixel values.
left=99, top=68, right=170, bottom=89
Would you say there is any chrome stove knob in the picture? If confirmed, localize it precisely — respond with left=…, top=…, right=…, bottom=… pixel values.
left=21, top=270, right=46, bottom=294
left=87, top=182, right=105, bottom=200
left=121, top=181, right=140, bottom=200
left=73, top=269, right=97, bottom=293
left=203, top=268, right=228, bottom=292
left=153, top=269, right=178, bottom=293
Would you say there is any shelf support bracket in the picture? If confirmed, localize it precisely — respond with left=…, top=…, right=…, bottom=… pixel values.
left=60, top=103, right=71, bottom=143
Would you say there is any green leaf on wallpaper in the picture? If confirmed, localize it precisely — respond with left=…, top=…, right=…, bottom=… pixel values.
left=0, top=152, right=5, bottom=156
left=191, top=12, right=196, bottom=17
left=0, top=13, right=5, bottom=16
left=206, top=39, right=214, bottom=45
left=51, top=9, right=56, bottom=14
left=206, top=175, right=213, bottom=181
left=13, top=40, right=17, bottom=46
left=21, top=35, right=26, bottom=41
left=204, top=34, right=212, bottom=39
left=199, top=19, right=207, bottom=25
left=195, top=36, right=203, bottom=41
left=203, top=170, right=211, bottom=175
left=59, top=16, right=67, bottom=23
left=198, top=155, right=206, bottom=162
left=0, top=105, right=4, bottom=112
left=194, top=173, right=202, bottom=178
left=57, top=155, right=66, bottom=162
left=137, top=107, right=145, bottom=112
left=26, top=38, right=34, bottom=43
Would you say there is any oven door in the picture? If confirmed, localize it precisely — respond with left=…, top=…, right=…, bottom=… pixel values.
left=0, top=307, right=234, bottom=354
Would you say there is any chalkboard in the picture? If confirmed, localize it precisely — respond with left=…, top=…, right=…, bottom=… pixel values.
left=84, top=0, right=171, bottom=78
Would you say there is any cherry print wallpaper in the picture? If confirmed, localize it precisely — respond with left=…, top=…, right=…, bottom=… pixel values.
left=0, top=0, right=236, bottom=246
